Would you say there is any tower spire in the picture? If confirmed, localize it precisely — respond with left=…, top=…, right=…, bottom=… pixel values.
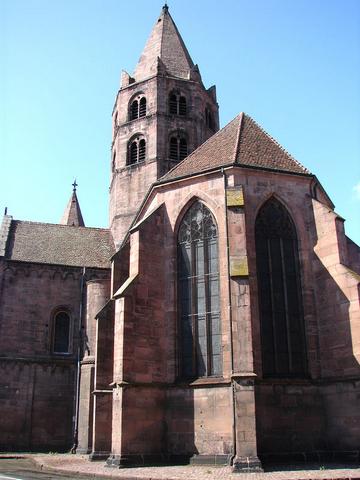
left=60, top=180, right=85, bottom=227
left=133, top=4, right=196, bottom=82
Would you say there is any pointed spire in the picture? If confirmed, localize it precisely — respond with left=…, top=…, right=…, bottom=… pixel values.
left=133, top=5, right=197, bottom=82
left=60, top=180, right=85, bottom=227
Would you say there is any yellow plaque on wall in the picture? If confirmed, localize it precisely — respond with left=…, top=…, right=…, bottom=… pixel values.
left=226, top=186, right=244, bottom=207
left=230, top=256, right=249, bottom=277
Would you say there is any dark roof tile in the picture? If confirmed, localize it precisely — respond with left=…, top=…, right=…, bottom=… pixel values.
left=161, top=113, right=310, bottom=182
left=5, top=220, right=114, bottom=269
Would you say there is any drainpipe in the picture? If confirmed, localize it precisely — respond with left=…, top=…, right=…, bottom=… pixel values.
left=71, top=266, right=86, bottom=453
left=221, top=168, right=236, bottom=466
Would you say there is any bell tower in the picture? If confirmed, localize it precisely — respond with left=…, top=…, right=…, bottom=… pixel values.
left=109, top=4, right=219, bottom=246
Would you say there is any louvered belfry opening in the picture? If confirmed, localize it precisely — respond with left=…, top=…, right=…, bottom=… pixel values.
left=169, top=137, right=178, bottom=160
left=178, top=201, right=222, bottom=378
left=169, top=136, right=188, bottom=165
left=130, top=96, right=146, bottom=120
left=138, top=139, right=146, bottom=161
left=139, top=97, right=146, bottom=117
left=169, top=92, right=187, bottom=116
left=130, top=100, right=139, bottom=120
left=129, top=141, right=138, bottom=164
left=169, top=94, right=178, bottom=114
left=255, top=198, right=307, bottom=377
left=128, top=136, right=146, bottom=165
left=179, top=96, right=187, bottom=115
left=179, top=138, right=188, bottom=160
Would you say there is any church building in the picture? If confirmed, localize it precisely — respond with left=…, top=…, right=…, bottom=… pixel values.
left=0, top=5, right=359, bottom=472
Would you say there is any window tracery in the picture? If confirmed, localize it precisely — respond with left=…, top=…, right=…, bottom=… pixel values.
left=178, top=201, right=221, bottom=378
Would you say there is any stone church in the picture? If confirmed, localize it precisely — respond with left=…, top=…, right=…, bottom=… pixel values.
left=0, top=5, right=359, bottom=472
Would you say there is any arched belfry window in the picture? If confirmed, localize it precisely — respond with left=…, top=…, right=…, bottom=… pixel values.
left=53, top=311, right=71, bottom=354
left=169, top=92, right=187, bottom=116
left=128, top=136, right=146, bottom=165
left=255, top=198, right=307, bottom=377
left=129, top=95, right=146, bottom=120
left=169, top=135, right=188, bottom=164
left=178, top=201, right=221, bottom=378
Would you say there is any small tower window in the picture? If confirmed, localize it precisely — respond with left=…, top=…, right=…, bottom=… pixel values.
left=169, top=135, right=188, bottom=163
left=129, top=95, right=147, bottom=121
left=169, top=92, right=187, bottom=116
left=179, top=96, right=187, bottom=116
left=205, top=107, right=215, bottom=131
left=128, top=136, right=146, bottom=165
left=169, top=94, right=177, bottom=114
left=139, top=97, right=147, bottom=117
left=130, top=100, right=139, bottom=120
left=138, top=139, right=146, bottom=161
left=112, top=150, right=116, bottom=172
left=53, top=311, right=71, bottom=354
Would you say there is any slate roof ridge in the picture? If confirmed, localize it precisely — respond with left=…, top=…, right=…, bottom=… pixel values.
left=12, top=219, right=110, bottom=232
left=240, top=113, right=310, bottom=174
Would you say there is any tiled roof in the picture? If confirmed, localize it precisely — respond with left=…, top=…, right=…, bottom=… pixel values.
left=161, top=113, right=310, bottom=181
left=134, top=5, right=195, bottom=81
left=4, top=220, right=114, bottom=269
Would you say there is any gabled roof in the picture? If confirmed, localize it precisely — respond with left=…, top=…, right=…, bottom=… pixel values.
left=3, top=220, right=114, bottom=269
left=133, top=5, right=196, bottom=81
left=60, top=189, right=85, bottom=227
left=161, top=113, right=310, bottom=181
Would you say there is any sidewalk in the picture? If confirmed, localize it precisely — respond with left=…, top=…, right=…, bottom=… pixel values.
left=28, top=454, right=360, bottom=480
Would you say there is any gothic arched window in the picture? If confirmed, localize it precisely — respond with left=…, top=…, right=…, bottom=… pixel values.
left=178, top=201, right=221, bottom=378
left=169, top=92, right=187, bottom=116
left=53, top=311, right=71, bottom=354
left=255, top=198, right=307, bottom=377
left=128, top=136, right=146, bottom=165
left=129, top=95, right=146, bottom=120
left=169, top=135, right=188, bottom=164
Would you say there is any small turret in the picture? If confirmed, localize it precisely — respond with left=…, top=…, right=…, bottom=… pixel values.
left=60, top=180, right=85, bottom=227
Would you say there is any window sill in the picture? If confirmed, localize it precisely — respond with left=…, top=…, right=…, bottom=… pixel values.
left=176, top=376, right=231, bottom=387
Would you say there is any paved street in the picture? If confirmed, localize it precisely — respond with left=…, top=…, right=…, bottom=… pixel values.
left=1, top=455, right=360, bottom=480
left=0, top=458, right=107, bottom=480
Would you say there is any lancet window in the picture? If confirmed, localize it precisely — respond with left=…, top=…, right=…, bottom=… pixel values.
left=178, top=201, right=222, bottom=378
left=255, top=198, right=307, bottom=377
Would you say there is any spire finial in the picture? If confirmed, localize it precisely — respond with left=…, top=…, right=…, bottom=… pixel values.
left=163, top=3, right=168, bottom=12
left=72, top=179, right=78, bottom=192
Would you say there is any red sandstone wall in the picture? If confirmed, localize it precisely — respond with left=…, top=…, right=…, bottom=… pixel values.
left=0, top=361, right=75, bottom=451
left=0, top=260, right=109, bottom=452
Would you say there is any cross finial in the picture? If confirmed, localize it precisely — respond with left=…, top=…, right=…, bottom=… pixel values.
left=163, top=3, right=169, bottom=12
left=72, top=179, right=78, bottom=192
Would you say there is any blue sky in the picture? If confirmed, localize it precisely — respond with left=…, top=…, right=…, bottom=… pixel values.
left=1, top=0, right=359, bottom=244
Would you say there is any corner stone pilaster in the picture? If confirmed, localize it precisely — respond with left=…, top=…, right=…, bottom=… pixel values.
left=232, top=376, right=263, bottom=473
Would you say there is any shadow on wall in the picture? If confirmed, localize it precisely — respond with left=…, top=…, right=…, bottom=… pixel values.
left=255, top=202, right=360, bottom=459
